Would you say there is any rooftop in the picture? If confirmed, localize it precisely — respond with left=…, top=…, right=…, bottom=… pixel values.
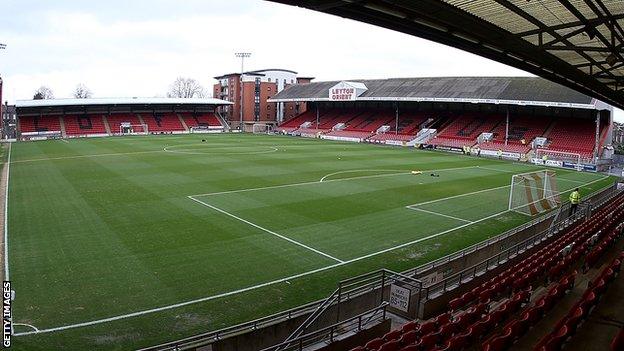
left=15, top=97, right=233, bottom=109
left=269, top=76, right=605, bottom=109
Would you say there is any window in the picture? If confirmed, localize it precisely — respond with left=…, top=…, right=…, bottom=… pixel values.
left=268, top=78, right=271, bottom=82
left=267, top=87, right=271, bottom=92
left=267, top=105, right=271, bottom=110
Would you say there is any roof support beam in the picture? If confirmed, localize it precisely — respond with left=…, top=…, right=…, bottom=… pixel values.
left=516, top=14, right=624, bottom=37
left=493, top=0, right=613, bottom=80
left=541, top=46, right=615, bottom=52
left=585, top=0, right=624, bottom=48
left=557, top=0, right=624, bottom=68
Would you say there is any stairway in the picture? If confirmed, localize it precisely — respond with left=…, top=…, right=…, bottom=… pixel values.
left=102, top=115, right=112, bottom=135
left=59, top=116, right=67, bottom=138
left=177, top=113, right=189, bottom=132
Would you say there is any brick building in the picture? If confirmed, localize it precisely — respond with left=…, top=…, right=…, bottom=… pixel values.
left=213, top=69, right=313, bottom=130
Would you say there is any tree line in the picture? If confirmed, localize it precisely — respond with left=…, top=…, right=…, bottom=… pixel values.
left=32, top=77, right=207, bottom=100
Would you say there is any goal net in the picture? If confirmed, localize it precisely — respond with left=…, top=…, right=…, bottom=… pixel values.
left=508, top=170, right=561, bottom=216
left=119, top=123, right=148, bottom=135
left=252, top=123, right=273, bottom=134
left=534, top=149, right=582, bottom=168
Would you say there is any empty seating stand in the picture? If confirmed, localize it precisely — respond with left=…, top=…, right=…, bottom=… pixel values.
left=545, top=119, right=598, bottom=160
left=141, top=113, right=185, bottom=133
left=64, top=114, right=107, bottom=135
left=181, top=112, right=222, bottom=129
left=429, top=114, right=502, bottom=149
left=19, top=115, right=62, bottom=133
left=533, top=253, right=623, bottom=351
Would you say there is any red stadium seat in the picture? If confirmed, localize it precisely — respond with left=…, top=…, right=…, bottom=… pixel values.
left=544, top=325, right=569, bottom=351
left=365, top=338, right=385, bottom=350
left=483, top=327, right=513, bottom=351
left=611, top=328, right=624, bottom=351
left=383, top=329, right=402, bottom=342
left=398, top=330, right=418, bottom=345
left=401, top=321, right=419, bottom=333
left=379, top=340, right=400, bottom=351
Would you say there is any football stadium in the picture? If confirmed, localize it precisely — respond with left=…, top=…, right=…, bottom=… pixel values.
left=2, top=1, right=624, bottom=351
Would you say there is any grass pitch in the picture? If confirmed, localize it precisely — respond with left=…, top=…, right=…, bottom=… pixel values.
left=6, top=134, right=613, bottom=350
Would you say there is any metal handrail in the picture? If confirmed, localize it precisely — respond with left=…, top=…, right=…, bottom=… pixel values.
left=279, top=288, right=341, bottom=348
left=260, top=303, right=389, bottom=351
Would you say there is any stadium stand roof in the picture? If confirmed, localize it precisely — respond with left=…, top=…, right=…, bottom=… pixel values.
left=269, top=1, right=624, bottom=110
left=15, top=97, right=232, bottom=108
left=269, top=76, right=606, bottom=109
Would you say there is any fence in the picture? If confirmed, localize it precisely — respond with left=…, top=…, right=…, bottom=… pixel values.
left=260, top=303, right=388, bottom=351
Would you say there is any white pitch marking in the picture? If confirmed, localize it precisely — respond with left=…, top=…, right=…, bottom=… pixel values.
left=163, top=144, right=279, bottom=155
left=4, top=143, right=11, bottom=280
left=13, top=323, right=39, bottom=332
left=557, top=177, right=592, bottom=185
left=319, top=169, right=409, bottom=182
left=477, top=166, right=517, bottom=173
left=319, top=165, right=490, bottom=183
left=11, top=150, right=165, bottom=164
left=12, top=171, right=610, bottom=336
left=191, top=165, right=479, bottom=198
left=188, top=196, right=344, bottom=264
left=406, top=184, right=511, bottom=208
left=406, top=207, right=474, bottom=223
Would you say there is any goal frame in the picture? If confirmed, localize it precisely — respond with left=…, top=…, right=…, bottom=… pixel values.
left=508, top=170, right=560, bottom=215
left=118, top=124, right=148, bottom=135
left=252, top=123, right=273, bottom=134
left=534, top=149, right=582, bottom=169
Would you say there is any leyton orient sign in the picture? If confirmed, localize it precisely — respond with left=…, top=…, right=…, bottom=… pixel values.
left=328, top=81, right=368, bottom=101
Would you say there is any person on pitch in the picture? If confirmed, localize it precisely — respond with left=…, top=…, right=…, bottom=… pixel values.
left=569, top=188, right=581, bottom=216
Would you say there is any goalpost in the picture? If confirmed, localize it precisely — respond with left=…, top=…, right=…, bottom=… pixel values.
left=119, top=122, right=148, bottom=135
left=252, top=123, right=273, bottom=134
left=534, top=149, right=582, bottom=169
left=508, top=170, right=561, bottom=216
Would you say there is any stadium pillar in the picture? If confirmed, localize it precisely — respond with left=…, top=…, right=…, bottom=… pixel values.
left=505, top=107, right=509, bottom=146
left=316, top=104, right=319, bottom=130
left=594, top=111, right=600, bottom=162
left=395, top=103, right=399, bottom=135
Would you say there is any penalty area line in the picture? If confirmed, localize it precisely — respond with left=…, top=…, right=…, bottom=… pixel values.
left=188, top=196, right=344, bottom=264
left=406, top=207, right=474, bottom=223
left=191, top=165, right=480, bottom=198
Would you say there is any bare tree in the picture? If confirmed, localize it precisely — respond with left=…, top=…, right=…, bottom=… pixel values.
left=33, top=86, right=54, bottom=100
left=167, top=77, right=205, bottom=98
left=73, top=83, right=93, bottom=99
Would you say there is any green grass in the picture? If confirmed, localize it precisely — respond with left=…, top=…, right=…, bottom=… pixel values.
left=7, top=134, right=614, bottom=350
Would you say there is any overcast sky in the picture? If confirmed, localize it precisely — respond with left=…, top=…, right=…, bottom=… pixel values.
left=1, top=0, right=622, bottom=121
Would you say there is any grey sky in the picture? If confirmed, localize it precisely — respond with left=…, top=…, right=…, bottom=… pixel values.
left=1, top=0, right=621, bottom=121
